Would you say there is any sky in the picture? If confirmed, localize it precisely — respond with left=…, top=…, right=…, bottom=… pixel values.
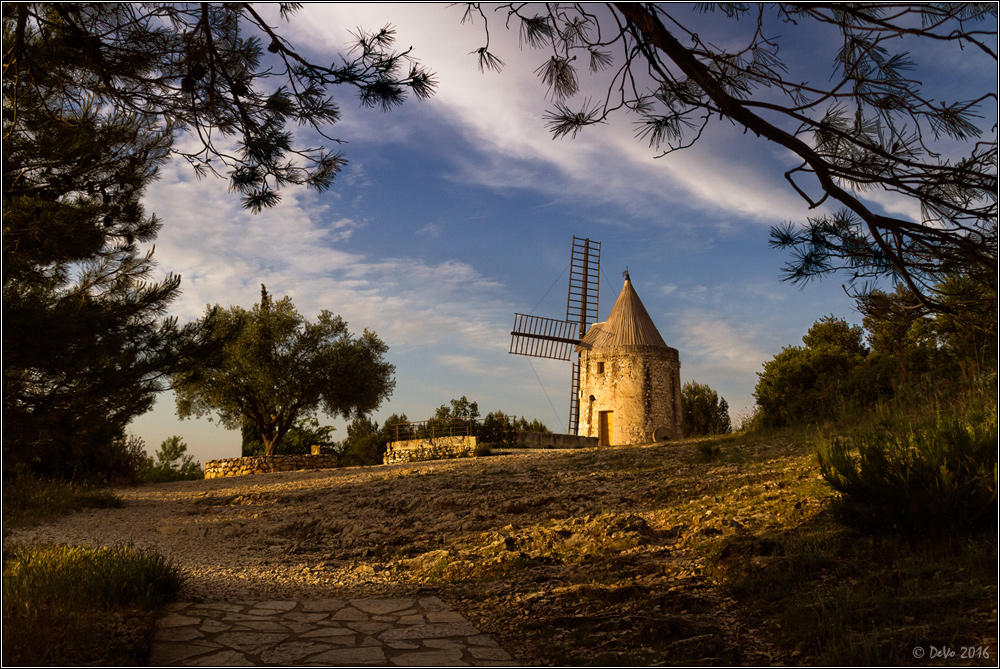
left=129, top=4, right=997, bottom=464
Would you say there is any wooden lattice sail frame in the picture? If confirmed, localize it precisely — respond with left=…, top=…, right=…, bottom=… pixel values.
left=509, top=236, right=600, bottom=435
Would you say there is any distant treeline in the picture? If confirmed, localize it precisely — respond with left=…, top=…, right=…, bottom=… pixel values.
left=751, top=279, right=995, bottom=429
left=241, top=395, right=550, bottom=467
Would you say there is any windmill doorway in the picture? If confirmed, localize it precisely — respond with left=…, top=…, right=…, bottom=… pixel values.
left=598, top=410, right=614, bottom=446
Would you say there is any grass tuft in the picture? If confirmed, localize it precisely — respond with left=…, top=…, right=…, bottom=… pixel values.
left=2, top=542, right=183, bottom=665
left=694, top=438, right=723, bottom=461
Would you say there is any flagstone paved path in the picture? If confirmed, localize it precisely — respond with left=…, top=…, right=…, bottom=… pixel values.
left=150, top=597, right=518, bottom=666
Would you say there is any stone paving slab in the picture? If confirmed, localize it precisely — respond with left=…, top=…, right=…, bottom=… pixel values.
left=150, top=597, right=518, bottom=666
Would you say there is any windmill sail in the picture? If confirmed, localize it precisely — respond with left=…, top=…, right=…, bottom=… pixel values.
left=509, top=314, right=580, bottom=361
left=567, top=237, right=601, bottom=339
left=509, top=236, right=600, bottom=435
left=566, top=237, right=600, bottom=434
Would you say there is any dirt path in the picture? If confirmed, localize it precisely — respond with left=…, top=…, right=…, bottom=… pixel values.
left=6, top=442, right=818, bottom=664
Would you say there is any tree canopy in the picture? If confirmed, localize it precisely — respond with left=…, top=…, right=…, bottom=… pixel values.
left=859, top=278, right=997, bottom=383
left=143, top=436, right=204, bottom=483
left=465, top=3, right=997, bottom=313
left=753, top=299, right=993, bottom=428
left=337, top=412, right=411, bottom=467
left=434, top=395, right=481, bottom=422
left=3, top=3, right=436, bottom=211
left=174, top=286, right=395, bottom=456
left=2, top=76, right=217, bottom=480
left=754, top=316, right=870, bottom=427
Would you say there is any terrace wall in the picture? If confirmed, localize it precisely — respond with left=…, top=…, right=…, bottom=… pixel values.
left=204, top=454, right=338, bottom=479
left=383, top=436, right=477, bottom=464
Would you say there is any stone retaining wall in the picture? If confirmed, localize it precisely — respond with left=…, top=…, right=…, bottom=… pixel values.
left=204, top=454, right=338, bottom=479
left=515, top=432, right=599, bottom=449
left=383, top=436, right=477, bottom=465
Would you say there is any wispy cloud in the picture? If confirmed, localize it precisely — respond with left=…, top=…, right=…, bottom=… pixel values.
left=669, top=308, right=771, bottom=416
left=675, top=309, right=769, bottom=378
left=144, top=161, right=512, bottom=358
left=279, top=4, right=816, bottom=230
left=436, top=354, right=492, bottom=377
left=415, top=222, right=445, bottom=238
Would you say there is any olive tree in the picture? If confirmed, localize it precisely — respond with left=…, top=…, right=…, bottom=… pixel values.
left=174, top=286, right=395, bottom=456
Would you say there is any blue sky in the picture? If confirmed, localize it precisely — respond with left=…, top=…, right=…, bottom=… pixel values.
left=129, top=4, right=996, bottom=463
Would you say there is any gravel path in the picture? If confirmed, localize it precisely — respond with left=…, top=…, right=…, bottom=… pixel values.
left=5, top=443, right=796, bottom=664
left=4, top=451, right=588, bottom=602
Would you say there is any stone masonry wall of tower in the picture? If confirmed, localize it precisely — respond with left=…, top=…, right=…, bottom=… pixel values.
left=579, top=345, right=681, bottom=445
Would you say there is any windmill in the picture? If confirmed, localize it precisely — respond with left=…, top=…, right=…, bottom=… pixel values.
left=509, top=236, right=601, bottom=435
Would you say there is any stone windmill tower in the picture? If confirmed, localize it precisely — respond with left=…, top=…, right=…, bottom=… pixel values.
left=576, top=272, right=682, bottom=446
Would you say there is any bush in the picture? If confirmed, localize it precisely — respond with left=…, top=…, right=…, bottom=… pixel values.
left=337, top=433, right=385, bottom=467
left=2, top=542, right=183, bottom=665
left=818, top=395, right=997, bottom=537
left=695, top=439, right=722, bottom=461
left=98, top=433, right=149, bottom=485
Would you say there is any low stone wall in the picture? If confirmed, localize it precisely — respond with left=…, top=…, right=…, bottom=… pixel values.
left=383, top=436, right=477, bottom=465
left=204, top=454, right=338, bottom=479
left=515, top=432, right=599, bottom=449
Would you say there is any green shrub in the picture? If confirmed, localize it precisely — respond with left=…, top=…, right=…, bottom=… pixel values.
left=818, top=396, right=997, bottom=537
left=754, top=317, right=871, bottom=428
left=695, top=439, right=722, bottom=461
left=2, top=542, right=183, bottom=665
left=338, top=433, right=386, bottom=467
left=60, top=432, right=150, bottom=486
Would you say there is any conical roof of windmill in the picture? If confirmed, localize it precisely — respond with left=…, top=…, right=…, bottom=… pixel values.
left=577, top=273, right=668, bottom=351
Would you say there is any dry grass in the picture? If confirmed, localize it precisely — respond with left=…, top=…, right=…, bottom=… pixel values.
left=5, top=428, right=995, bottom=666
left=2, top=543, right=182, bottom=665
left=2, top=469, right=122, bottom=530
left=384, top=430, right=997, bottom=665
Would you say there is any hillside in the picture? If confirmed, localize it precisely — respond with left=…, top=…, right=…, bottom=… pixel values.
left=7, top=434, right=996, bottom=665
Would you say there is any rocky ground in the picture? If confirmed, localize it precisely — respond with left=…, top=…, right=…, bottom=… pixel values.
left=6, top=436, right=995, bottom=665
